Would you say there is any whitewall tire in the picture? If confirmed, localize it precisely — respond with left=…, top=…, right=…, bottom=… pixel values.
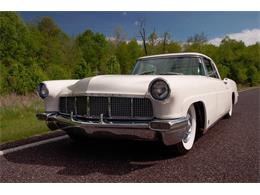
left=224, top=100, right=233, bottom=119
left=176, top=104, right=197, bottom=154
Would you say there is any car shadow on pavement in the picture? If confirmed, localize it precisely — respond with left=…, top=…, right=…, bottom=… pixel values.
left=3, top=138, right=182, bottom=177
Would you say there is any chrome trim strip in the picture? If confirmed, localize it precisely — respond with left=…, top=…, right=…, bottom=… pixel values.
left=108, top=97, right=111, bottom=117
left=149, top=118, right=189, bottom=131
left=59, top=93, right=146, bottom=98
left=38, top=112, right=187, bottom=132
left=74, top=96, right=77, bottom=115
left=37, top=112, right=189, bottom=146
left=86, top=96, right=89, bottom=117
left=58, top=112, right=153, bottom=121
left=130, top=98, right=134, bottom=119
left=58, top=113, right=149, bottom=129
left=65, top=97, right=67, bottom=114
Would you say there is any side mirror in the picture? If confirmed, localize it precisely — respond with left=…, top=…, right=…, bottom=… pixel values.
left=223, top=78, right=228, bottom=84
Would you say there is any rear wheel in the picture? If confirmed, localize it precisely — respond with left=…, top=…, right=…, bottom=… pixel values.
left=176, top=104, right=197, bottom=154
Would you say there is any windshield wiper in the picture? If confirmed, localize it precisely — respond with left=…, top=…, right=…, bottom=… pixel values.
left=159, top=72, right=183, bottom=75
left=137, top=70, right=155, bottom=75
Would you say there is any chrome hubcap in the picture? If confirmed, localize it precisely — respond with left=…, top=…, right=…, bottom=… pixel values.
left=183, top=113, right=192, bottom=143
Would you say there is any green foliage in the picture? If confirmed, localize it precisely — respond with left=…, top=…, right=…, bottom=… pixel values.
left=47, top=64, right=69, bottom=80
left=76, top=30, right=110, bottom=74
left=246, top=65, right=260, bottom=86
left=6, top=63, right=32, bottom=94
left=0, top=12, right=34, bottom=66
left=184, top=37, right=260, bottom=86
left=115, top=42, right=131, bottom=74
left=73, top=59, right=92, bottom=79
left=127, top=39, right=143, bottom=69
left=0, top=12, right=259, bottom=96
left=217, top=63, right=230, bottom=79
left=187, top=32, right=208, bottom=44
left=106, top=55, right=121, bottom=74
left=0, top=63, right=8, bottom=94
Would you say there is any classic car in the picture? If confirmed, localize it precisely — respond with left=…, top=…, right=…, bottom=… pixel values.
left=36, top=52, right=238, bottom=154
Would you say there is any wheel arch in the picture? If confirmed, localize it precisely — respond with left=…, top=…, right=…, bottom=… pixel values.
left=193, top=101, right=207, bottom=131
left=184, top=101, right=207, bottom=131
left=232, top=92, right=235, bottom=105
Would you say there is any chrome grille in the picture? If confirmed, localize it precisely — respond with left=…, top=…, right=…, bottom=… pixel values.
left=67, top=97, right=76, bottom=114
left=59, top=97, right=67, bottom=113
left=133, top=98, right=153, bottom=118
left=111, top=97, right=132, bottom=118
left=59, top=96, right=153, bottom=120
left=76, top=96, right=87, bottom=116
left=89, top=96, right=108, bottom=117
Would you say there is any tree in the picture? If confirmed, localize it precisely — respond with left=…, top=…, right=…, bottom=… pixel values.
left=137, top=19, right=148, bottom=55
left=0, top=12, right=34, bottom=66
left=73, top=58, right=92, bottom=79
left=216, top=63, right=229, bottom=79
left=166, top=42, right=182, bottom=53
left=162, top=32, right=171, bottom=53
left=6, top=63, right=32, bottom=94
left=115, top=42, right=130, bottom=74
left=76, top=30, right=110, bottom=74
left=0, top=12, right=259, bottom=95
left=114, top=26, right=126, bottom=45
left=187, top=32, right=208, bottom=44
left=148, top=30, right=158, bottom=54
left=127, top=39, right=142, bottom=70
left=37, top=16, right=70, bottom=66
left=247, top=64, right=260, bottom=86
left=106, top=55, right=120, bottom=74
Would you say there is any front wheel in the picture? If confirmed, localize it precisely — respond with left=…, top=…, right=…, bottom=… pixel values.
left=176, top=104, right=197, bottom=155
left=224, top=101, right=233, bottom=119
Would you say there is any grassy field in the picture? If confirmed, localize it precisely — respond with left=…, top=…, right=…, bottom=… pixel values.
left=0, top=94, right=49, bottom=144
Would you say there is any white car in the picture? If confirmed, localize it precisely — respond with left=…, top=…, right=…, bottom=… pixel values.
left=36, top=52, right=238, bottom=154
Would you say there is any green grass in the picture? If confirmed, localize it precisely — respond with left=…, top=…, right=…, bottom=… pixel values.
left=0, top=95, right=49, bottom=144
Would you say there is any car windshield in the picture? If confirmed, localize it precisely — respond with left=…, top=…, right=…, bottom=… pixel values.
left=132, top=56, right=205, bottom=76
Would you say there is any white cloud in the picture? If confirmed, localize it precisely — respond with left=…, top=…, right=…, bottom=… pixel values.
left=106, top=36, right=143, bottom=45
left=209, top=28, right=260, bottom=46
left=134, top=21, right=139, bottom=26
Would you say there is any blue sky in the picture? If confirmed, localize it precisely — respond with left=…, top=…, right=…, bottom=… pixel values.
left=20, top=12, right=260, bottom=44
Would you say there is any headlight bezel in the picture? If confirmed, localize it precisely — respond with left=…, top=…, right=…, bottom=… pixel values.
left=149, top=78, right=171, bottom=101
left=37, top=83, right=49, bottom=99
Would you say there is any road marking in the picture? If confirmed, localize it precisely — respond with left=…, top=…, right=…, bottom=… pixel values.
left=0, top=135, right=68, bottom=156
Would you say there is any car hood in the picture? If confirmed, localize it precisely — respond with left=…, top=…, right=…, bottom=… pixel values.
left=59, top=75, right=207, bottom=96
left=59, top=75, right=160, bottom=96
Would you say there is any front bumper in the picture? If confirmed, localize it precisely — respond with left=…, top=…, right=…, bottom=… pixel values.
left=36, top=112, right=189, bottom=146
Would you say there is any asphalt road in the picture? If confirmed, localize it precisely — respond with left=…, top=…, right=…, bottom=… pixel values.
left=0, top=88, right=259, bottom=182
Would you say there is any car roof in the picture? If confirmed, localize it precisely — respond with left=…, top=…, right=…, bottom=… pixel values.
left=138, top=52, right=213, bottom=61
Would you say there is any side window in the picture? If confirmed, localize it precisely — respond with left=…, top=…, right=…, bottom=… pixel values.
left=203, top=58, right=218, bottom=78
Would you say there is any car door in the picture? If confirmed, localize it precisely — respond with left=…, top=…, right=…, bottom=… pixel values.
left=202, top=57, right=230, bottom=119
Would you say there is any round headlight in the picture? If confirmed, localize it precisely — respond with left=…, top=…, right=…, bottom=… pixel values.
left=37, top=83, right=49, bottom=99
left=149, top=79, right=170, bottom=101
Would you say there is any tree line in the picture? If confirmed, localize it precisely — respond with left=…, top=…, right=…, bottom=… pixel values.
left=0, top=12, right=259, bottom=95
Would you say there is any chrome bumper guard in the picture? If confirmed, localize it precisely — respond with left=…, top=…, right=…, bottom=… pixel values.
left=36, top=112, right=190, bottom=146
